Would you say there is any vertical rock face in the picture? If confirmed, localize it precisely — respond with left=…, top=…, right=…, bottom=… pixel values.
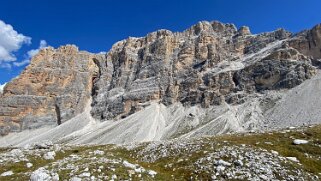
left=0, top=21, right=320, bottom=137
left=289, top=24, right=321, bottom=59
left=90, top=21, right=317, bottom=121
left=0, top=45, right=100, bottom=135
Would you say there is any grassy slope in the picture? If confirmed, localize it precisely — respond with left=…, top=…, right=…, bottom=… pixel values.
left=0, top=125, right=320, bottom=180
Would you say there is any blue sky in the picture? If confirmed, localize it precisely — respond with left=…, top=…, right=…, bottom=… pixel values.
left=0, top=0, right=321, bottom=84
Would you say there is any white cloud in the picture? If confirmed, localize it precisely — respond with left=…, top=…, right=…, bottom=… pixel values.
left=0, top=20, right=31, bottom=66
left=0, top=82, right=6, bottom=94
left=13, top=40, right=47, bottom=67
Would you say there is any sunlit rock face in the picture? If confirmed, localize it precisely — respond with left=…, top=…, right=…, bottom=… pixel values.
left=0, top=21, right=320, bottom=136
left=0, top=45, right=101, bottom=135
left=90, top=21, right=317, bottom=121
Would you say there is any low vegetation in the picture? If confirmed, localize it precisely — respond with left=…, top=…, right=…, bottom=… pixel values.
left=0, top=125, right=320, bottom=180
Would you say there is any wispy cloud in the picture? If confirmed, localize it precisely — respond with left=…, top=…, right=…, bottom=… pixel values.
left=13, top=40, right=48, bottom=67
left=0, top=82, right=6, bottom=93
left=0, top=20, right=31, bottom=67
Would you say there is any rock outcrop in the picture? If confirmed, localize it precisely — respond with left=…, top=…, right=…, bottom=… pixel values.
left=289, top=24, right=321, bottom=59
left=0, top=45, right=100, bottom=135
left=0, top=21, right=321, bottom=138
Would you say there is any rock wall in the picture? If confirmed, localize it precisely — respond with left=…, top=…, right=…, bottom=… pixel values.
left=91, top=21, right=317, bottom=121
left=0, top=45, right=100, bottom=135
left=289, top=24, right=321, bottom=59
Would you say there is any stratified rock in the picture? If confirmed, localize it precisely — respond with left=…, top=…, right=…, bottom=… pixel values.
left=90, top=21, right=315, bottom=121
left=0, top=45, right=101, bottom=135
left=235, top=59, right=316, bottom=91
left=289, top=24, right=321, bottom=59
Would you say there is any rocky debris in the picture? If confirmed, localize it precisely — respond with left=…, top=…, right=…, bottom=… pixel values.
left=28, top=141, right=54, bottom=150
left=0, top=125, right=320, bottom=180
left=126, top=133, right=320, bottom=180
left=136, top=139, right=202, bottom=162
left=30, top=167, right=59, bottom=181
left=293, top=139, right=309, bottom=145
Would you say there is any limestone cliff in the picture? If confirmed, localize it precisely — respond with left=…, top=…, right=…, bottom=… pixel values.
left=91, top=21, right=317, bottom=121
left=0, top=45, right=101, bottom=135
left=0, top=21, right=321, bottom=137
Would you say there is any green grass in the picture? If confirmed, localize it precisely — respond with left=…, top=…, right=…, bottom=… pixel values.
left=0, top=125, right=320, bottom=180
left=212, top=125, right=321, bottom=174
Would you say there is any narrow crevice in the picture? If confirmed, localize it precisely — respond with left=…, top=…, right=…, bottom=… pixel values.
left=91, top=58, right=102, bottom=97
left=55, top=103, right=62, bottom=125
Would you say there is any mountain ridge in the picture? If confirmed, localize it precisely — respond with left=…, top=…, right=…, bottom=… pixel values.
left=0, top=20, right=321, bottom=146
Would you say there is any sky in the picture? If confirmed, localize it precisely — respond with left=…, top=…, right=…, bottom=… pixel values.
left=0, top=0, right=321, bottom=84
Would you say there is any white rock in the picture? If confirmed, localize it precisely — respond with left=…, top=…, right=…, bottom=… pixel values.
left=135, top=168, right=142, bottom=173
left=287, top=157, right=299, bottom=162
left=80, top=172, right=90, bottom=177
left=52, top=173, right=59, bottom=181
left=69, top=177, right=81, bottom=181
left=30, top=168, right=51, bottom=181
left=43, top=151, right=56, bottom=160
left=70, top=177, right=82, bottom=181
left=10, top=149, right=23, bottom=156
left=123, top=160, right=136, bottom=169
left=93, top=150, right=104, bottom=155
left=1, top=171, right=13, bottom=176
left=216, top=159, right=232, bottom=167
left=293, top=139, right=308, bottom=145
left=259, top=174, right=269, bottom=180
left=148, top=170, right=157, bottom=177
left=26, top=163, right=33, bottom=168
left=216, top=165, right=225, bottom=172
left=271, top=150, right=279, bottom=155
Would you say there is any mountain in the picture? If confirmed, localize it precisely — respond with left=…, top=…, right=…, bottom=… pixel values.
left=0, top=21, right=321, bottom=146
